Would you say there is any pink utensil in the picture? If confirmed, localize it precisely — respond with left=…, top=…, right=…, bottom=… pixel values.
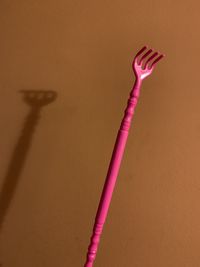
left=84, top=46, right=164, bottom=267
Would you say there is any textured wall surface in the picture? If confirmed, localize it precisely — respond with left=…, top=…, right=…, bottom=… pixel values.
left=0, top=1, right=200, bottom=266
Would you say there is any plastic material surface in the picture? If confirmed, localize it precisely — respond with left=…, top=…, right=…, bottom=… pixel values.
left=84, top=46, right=164, bottom=267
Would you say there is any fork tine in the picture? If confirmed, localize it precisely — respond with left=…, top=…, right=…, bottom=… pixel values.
left=138, top=49, right=153, bottom=65
left=134, top=46, right=147, bottom=63
left=150, top=54, right=164, bottom=68
left=144, top=52, right=158, bottom=68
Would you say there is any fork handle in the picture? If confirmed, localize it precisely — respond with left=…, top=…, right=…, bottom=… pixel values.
left=84, top=79, right=142, bottom=267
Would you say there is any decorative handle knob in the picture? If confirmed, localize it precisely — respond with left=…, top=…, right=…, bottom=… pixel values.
left=84, top=222, right=103, bottom=267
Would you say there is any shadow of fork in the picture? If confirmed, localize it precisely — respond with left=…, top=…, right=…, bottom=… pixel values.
left=0, top=90, right=57, bottom=234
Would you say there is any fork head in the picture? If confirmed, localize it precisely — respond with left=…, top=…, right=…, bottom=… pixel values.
left=132, top=46, right=164, bottom=81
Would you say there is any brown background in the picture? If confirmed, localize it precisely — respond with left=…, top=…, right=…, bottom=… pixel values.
left=0, top=0, right=200, bottom=266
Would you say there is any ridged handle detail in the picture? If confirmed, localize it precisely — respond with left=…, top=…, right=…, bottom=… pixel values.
left=120, top=94, right=138, bottom=132
left=84, top=222, right=103, bottom=267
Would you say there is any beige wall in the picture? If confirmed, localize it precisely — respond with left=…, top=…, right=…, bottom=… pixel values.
left=0, top=1, right=200, bottom=266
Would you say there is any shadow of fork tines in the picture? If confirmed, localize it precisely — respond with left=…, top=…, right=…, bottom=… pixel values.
left=0, top=90, right=57, bottom=233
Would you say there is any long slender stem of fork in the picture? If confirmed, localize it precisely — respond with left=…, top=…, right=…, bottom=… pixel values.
left=84, top=79, right=142, bottom=267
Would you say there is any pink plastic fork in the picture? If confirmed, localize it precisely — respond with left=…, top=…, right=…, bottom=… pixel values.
left=83, top=46, right=164, bottom=267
